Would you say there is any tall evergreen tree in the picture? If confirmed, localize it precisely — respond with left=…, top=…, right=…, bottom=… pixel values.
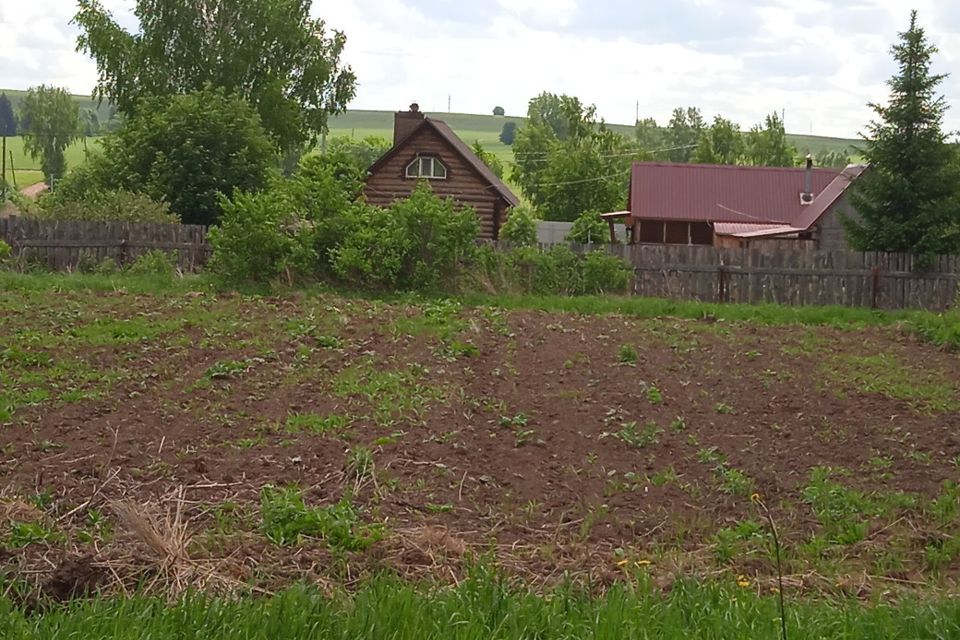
left=0, top=94, right=16, bottom=137
left=0, top=93, right=16, bottom=196
left=844, top=11, right=960, bottom=258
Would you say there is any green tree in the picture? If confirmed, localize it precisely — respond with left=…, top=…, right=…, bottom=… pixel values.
left=74, top=0, right=356, bottom=152
left=493, top=106, right=505, bottom=116
left=567, top=210, right=609, bottom=244
left=816, top=149, right=851, bottom=168
left=71, top=89, right=275, bottom=226
left=0, top=94, right=16, bottom=137
left=512, top=94, right=646, bottom=221
left=322, top=135, right=391, bottom=178
left=844, top=11, right=960, bottom=258
left=19, top=85, right=80, bottom=183
left=471, top=141, right=504, bottom=179
left=693, top=116, right=744, bottom=165
left=744, top=112, right=797, bottom=167
left=0, top=93, right=16, bottom=196
left=499, top=121, right=517, bottom=145
left=79, top=108, right=100, bottom=137
left=665, top=107, right=704, bottom=163
left=499, top=203, right=539, bottom=246
left=527, top=92, right=579, bottom=140
left=635, top=117, right=664, bottom=157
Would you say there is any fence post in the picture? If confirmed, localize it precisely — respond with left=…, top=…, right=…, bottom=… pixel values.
left=871, top=265, right=881, bottom=309
left=119, top=238, right=128, bottom=267
left=717, top=265, right=727, bottom=304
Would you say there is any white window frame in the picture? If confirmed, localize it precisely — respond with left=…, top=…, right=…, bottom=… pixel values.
left=405, top=156, right=447, bottom=180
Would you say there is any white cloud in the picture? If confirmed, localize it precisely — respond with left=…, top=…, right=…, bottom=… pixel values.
left=1, top=0, right=959, bottom=138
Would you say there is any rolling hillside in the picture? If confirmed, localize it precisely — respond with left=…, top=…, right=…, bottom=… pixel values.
left=0, top=90, right=860, bottom=190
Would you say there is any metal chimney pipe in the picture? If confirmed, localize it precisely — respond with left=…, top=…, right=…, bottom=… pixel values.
left=803, top=154, right=813, bottom=202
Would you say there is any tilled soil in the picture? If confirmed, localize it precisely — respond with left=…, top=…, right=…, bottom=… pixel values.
left=1, top=289, right=958, bottom=597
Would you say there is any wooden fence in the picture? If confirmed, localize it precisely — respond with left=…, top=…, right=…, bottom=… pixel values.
left=558, top=243, right=960, bottom=311
left=1, top=217, right=957, bottom=311
left=0, top=217, right=210, bottom=272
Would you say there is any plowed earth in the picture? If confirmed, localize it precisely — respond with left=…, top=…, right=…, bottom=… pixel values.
left=1, top=288, right=958, bottom=599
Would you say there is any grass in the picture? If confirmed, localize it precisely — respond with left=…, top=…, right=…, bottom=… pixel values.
left=0, top=576, right=958, bottom=639
left=1, top=136, right=93, bottom=188
left=462, top=293, right=960, bottom=351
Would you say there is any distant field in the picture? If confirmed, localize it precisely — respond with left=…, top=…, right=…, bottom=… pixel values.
left=1, top=137, right=92, bottom=189
left=329, top=109, right=861, bottom=159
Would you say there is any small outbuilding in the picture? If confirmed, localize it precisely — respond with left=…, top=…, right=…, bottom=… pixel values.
left=364, top=104, right=519, bottom=240
left=604, top=160, right=867, bottom=250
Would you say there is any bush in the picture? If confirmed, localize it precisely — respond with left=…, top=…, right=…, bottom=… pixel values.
left=332, top=183, right=479, bottom=292
left=499, top=203, right=539, bottom=247
left=475, top=245, right=631, bottom=296
left=66, top=89, right=275, bottom=226
left=32, top=189, right=177, bottom=223
left=0, top=239, right=11, bottom=267
left=567, top=210, right=609, bottom=244
left=127, top=250, right=178, bottom=278
left=208, top=190, right=317, bottom=286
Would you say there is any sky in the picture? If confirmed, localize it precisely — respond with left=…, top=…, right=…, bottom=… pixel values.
left=1, top=1, right=960, bottom=139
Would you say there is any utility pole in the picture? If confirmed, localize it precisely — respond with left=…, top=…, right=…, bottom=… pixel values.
left=448, top=94, right=451, bottom=113
left=636, top=100, right=639, bottom=124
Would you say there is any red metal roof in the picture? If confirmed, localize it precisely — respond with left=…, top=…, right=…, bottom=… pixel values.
left=629, top=162, right=842, bottom=226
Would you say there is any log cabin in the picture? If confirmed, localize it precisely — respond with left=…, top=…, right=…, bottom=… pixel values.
left=364, top=104, right=519, bottom=240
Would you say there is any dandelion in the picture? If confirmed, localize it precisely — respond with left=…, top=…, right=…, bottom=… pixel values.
left=737, top=575, right=751, bottom=588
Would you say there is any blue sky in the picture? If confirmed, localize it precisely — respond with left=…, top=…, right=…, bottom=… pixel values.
left=2, top=0, right=959, bottom=138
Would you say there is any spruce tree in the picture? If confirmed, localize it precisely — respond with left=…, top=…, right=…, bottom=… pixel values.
left=844, top=10, right=960, bottom=258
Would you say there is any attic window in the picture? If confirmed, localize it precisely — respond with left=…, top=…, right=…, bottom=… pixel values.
left=406, top=156, right=447, bottom=179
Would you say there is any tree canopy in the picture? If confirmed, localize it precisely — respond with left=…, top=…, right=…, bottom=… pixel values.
left=499, top=122, right=517, bottom=145
left=693, top=116, right=744, bottom=165
left=664, top=107, right=704, bottom=163
left=74, top=0, right=356, bottom=152
left=64, top=89, right=276, bottom=226
left=19, top=85, right=80, bottom=183
left=744, top=112, right=797, bottom=167
left=512, top=93, right=646, bottom=221
left=844, top=10, right=960, bottom=258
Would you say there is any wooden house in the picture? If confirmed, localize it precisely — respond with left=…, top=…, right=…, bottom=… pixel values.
left=602, top=160, right=867, bottom=250
left=364, top=104, right=519, bottom=240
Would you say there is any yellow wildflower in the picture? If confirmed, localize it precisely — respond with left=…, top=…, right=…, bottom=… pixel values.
left=737, top=575, right=751, bottom=588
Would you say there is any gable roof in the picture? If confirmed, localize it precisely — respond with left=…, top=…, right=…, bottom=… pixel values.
left=629, top=162, right=847, bottom=227
left=367, top=117, right=519, bottom=207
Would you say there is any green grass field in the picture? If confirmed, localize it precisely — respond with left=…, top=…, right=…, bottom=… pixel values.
left=1, top=136, right=92, bottom=189
left=1, top=577, right=958, bottom=639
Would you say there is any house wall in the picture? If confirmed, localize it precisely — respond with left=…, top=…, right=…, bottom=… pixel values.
left=364, top=126, right=505, bottom=239
left=813, top=194, right=856, bottom=252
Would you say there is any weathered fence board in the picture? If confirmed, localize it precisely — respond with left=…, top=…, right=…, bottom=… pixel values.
left=548, top=242, right=960, bottom=311
left=0, top=217, right=210, bottom=272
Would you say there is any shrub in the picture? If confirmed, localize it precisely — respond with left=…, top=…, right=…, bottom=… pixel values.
left=332, top=183, right=479, bottom=292
left=474, top=245, right=632, bottom=296
left=499, top=203, right=539, bottom=247
left=581, top=249, right=632, bottom=294
left=67, top=89, right=275, bottom=226
left=208, top=190, right=316, bottom=286
left=567, top=210, right=609, bottom=244
left=127, top=250, right=177, bottom=278
left=32, top=189, right=177, bottom=223
left=0, top=239, right=10, bottom=267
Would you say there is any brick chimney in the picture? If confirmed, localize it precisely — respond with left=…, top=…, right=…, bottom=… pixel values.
left=394, top=103, right=425, bottom=145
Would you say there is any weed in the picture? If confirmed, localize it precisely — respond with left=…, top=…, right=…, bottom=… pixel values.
left=285, top=413, right=349, bottom=436
left=646, top=386, right=664, bottom=405
left=605, top=421, right=662, bottom=449
left=714, top=402, right=734, bottom=415
left=260, top=486, right=380, bottom=550
left=8, top=521, right=60, bottom=548
left=670, top=416, right=687, bottom=432
left=617, top=344, right=638, bottom=365
left=346, top=447, right=375, bottom=482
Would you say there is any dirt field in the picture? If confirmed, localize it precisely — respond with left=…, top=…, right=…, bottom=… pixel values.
left=1, top=287, right=958, bottom=599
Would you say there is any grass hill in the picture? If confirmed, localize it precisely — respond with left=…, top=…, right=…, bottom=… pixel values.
left=0, top=89, right=860, bottom=189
